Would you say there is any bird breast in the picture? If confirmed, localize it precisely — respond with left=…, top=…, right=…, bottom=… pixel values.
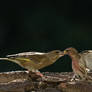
left=72, top=59, right=80, bottom=72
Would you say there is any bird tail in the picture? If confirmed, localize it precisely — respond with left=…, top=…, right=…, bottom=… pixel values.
left=0, top=58, right=21, bottom=66
left=0, top=58, right=10, bottom=61
left=0, top=58, right=15, bottom=62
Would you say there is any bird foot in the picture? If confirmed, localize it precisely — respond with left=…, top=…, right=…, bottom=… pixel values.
left=71, top=74, right=79, bottom=81
left=28, top=71, right=43, bottom=79
left=71, top=78, right=79, bottom=82
left=35, top=72, right=43, bottom=77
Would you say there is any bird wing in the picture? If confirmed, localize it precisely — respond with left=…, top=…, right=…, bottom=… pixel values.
left=80, top=50, right=92, bottom=70
left=6, top=52, right=47, bottom=67
left=7, top=52, right=45, bottom=58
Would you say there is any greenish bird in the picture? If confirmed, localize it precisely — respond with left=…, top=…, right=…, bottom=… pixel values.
left=0, top=50, right=64, bottom=77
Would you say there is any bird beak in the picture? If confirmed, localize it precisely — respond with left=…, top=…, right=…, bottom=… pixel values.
left=64, top=50, right=67, bottom=55
left=59, top=52, right=64, bottom=57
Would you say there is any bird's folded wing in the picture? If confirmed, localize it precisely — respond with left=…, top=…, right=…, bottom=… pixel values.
left=6, top=52, right=47, bottom=64
left=7, top=52, right=45, bottom=58
left=80, top=50, right=92, bottom=70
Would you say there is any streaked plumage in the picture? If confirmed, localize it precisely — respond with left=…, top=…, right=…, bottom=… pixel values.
left=80, top=50, right=92, bottom=71
left=0, top=50, right=64, bottom=76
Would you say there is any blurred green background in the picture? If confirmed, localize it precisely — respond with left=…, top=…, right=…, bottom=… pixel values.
left=0, top=0, right=92, bottom=72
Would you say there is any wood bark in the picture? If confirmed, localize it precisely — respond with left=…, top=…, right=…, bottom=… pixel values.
left=0, top=71, right=92, bottom=92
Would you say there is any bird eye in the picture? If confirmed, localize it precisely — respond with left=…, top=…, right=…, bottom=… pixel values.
left=66, top=50, right=71, bottom=52
left=55, top=51, right=59, bottom=53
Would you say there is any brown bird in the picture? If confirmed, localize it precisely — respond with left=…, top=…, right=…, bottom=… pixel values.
left=0, top=50, right=64, bottom=77
left=64, top=47, right=92, bottom=81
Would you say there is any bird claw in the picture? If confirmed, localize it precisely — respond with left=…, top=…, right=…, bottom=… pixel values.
left=35, top=72, right=43, bottom=77
left=71, top=74, right=79, bottom=81
left=28, top=71, right=43, bottom=79
left=71, top=78, right=79, bottom=81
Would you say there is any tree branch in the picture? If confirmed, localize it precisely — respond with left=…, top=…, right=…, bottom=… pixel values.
left=0, top=71, right=92, bottom=92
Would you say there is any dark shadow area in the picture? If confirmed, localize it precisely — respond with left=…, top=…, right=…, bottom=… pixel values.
left=0, top=0, right=92, bottom=72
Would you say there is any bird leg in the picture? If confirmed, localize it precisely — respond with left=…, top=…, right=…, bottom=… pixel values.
left=28, top=70, right=43, bottom=79
left=33, top=70, right=43, bottom=77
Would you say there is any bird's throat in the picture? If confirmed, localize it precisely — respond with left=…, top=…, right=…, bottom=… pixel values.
left=69, top=54, right=80, bottom=60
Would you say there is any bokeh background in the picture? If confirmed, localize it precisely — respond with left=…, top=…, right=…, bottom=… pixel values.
left=0, top=0, right=92, bottom=72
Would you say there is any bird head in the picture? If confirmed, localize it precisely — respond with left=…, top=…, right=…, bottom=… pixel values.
left=64, top=47, right=78, bottom=57
left=50, top=50, right=64, bottom=56
left=48, top=50, right=64, bottom=61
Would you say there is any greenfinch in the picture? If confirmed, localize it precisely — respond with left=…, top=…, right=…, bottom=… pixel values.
left=0, top=50, right=64, bottom=77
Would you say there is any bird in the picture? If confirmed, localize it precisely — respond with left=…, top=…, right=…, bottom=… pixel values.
left=0, top=50, right=64, bottom=77
left=63, top=47, right=92, bottom=81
